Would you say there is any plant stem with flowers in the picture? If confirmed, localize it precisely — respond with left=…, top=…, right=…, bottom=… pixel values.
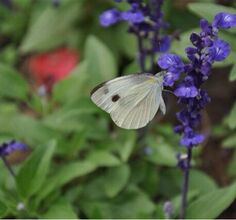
left=99, top=0, right=170, bottom=73
left=158, top=12, right=236, bottom=218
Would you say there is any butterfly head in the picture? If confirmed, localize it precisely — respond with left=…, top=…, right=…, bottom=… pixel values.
left=155, top=71, right=166, bottom=78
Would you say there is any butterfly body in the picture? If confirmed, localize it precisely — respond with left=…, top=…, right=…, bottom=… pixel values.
left=91, top=72, right=166, bottom=129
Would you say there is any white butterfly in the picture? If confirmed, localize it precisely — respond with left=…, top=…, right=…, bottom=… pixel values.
left=90, top=72, right=166, bottom=129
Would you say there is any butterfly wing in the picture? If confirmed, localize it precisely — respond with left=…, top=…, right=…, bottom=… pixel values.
left=91, top=73, right=164, bottom=129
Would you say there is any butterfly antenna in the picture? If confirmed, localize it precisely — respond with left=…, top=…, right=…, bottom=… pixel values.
left=163, top=89, right=175, bottom=96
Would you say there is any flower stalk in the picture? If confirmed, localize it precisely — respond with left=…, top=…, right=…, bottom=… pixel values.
left=158, top=12, right=236, bottom=218
left=179, top=148, right=192, bottom=219
left=137, top=34, right=146, bottom=72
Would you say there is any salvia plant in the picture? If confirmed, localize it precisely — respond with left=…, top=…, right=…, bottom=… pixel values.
left=100, top=0, right=236, bottom=218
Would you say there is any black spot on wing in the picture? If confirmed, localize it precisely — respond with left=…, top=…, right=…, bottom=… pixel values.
left=104, top=87, right=109, bottom=94
left=112, top=94, right=120, bottom=102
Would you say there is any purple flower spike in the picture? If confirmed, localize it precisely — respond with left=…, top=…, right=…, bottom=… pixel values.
left=208, top=39, right=230, bottom=61
left=160, top=12, right=234, bottom=151
left=157, top=53, right=184, bottom=73
left=0, top=140, right=27, bottom=156
left=99, top=0, right=170, bottom=74
left=213, top=12, right=236, bottom=29
left=99, top=9, right=120, bottom=27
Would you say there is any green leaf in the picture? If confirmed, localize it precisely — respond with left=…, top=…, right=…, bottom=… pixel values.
left=229, top=64, right=236, bottom=81
left=153, top=204, right=165, bottom=219
left=188, top=169, right=217, bottom=194
left=0, top=63, right=28, bottom=100
left=171, top=190, right=199, bottom=218
left=186, top=182, right=236, bottom=219
left=223, top=134, right=236, bottom=148
left=86, top=150, right=121, bottom=167
left=0, top=113, right=59, bottom=145
left=104, top=164, right=130, bottom=198
left=139, top=163, right=160, bottom=196
left=20, top=2, right=80, bottom=53
left=53, top=61, right=89, bottom=104
left=188, top=3, right=236, bottom=33
left=43, top=98, right=98, bottom=132
left=114, top=24, right=136, bottom=58
left=225, top=102, right=236, bottom=129
left=37, top=161, right=96, bottom=202
left=116, top=130, right=136, bottom=162
left=123, top=61, right=140, bottom=74
left=16, top=140, right=56, bottom=198
left=84, top=36, right=117, bottom=87
left=227, top=151, right=236, bottom=177
left=0, top=201, right=7, bottom=218
left=81, top=185, right=155, bottom=219
left=145, top=136, right=176, bottom=166
left=41, top=198, right=77, bottom=219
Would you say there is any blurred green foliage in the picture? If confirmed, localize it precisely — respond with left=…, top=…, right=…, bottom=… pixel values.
left=0, top=0, right=235, bottom=219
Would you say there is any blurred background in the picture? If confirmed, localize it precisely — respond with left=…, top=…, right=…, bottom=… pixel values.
left=0, top=0, right=236, bottom=218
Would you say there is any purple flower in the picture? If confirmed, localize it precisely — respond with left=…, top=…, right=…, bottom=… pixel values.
left=0, top=140, right=27, bottom=156
left=99, top=9, right=120, bottom=27
left=163, top=201, right=173, bottom=219
left=208, top=39, right=230, bottom=61
left=163, top=71, right=180, bottom=86
left=185, top=47, right=198, bottom=55
left=176, top=153, right=189, bottom=170
left=180, top=130, right=204, bottom=147
left=174, top=76, right=198, bottom=98
left=200, top=62, right=212, bottom=76
left=200, top=19, right=212, bottom=34
left=176, top=109, right=200, bottom=127
left=198, top=90, right=211, bottom=107
left=190, top=33, right=202, bottom=48
left=158, top=36, right=171, bottom=53
left=175, top=84, right=198, bottom=98
left=121, top=10, right=144, bottom=23
left=121, top=3, right=144, bottom=23
left=158, top=53, right=184, bottom=73
left=213, top=12, right=236, bottom=29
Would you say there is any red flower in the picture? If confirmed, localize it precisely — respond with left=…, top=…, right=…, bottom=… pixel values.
left=27, top=47, right=79, bottom=91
